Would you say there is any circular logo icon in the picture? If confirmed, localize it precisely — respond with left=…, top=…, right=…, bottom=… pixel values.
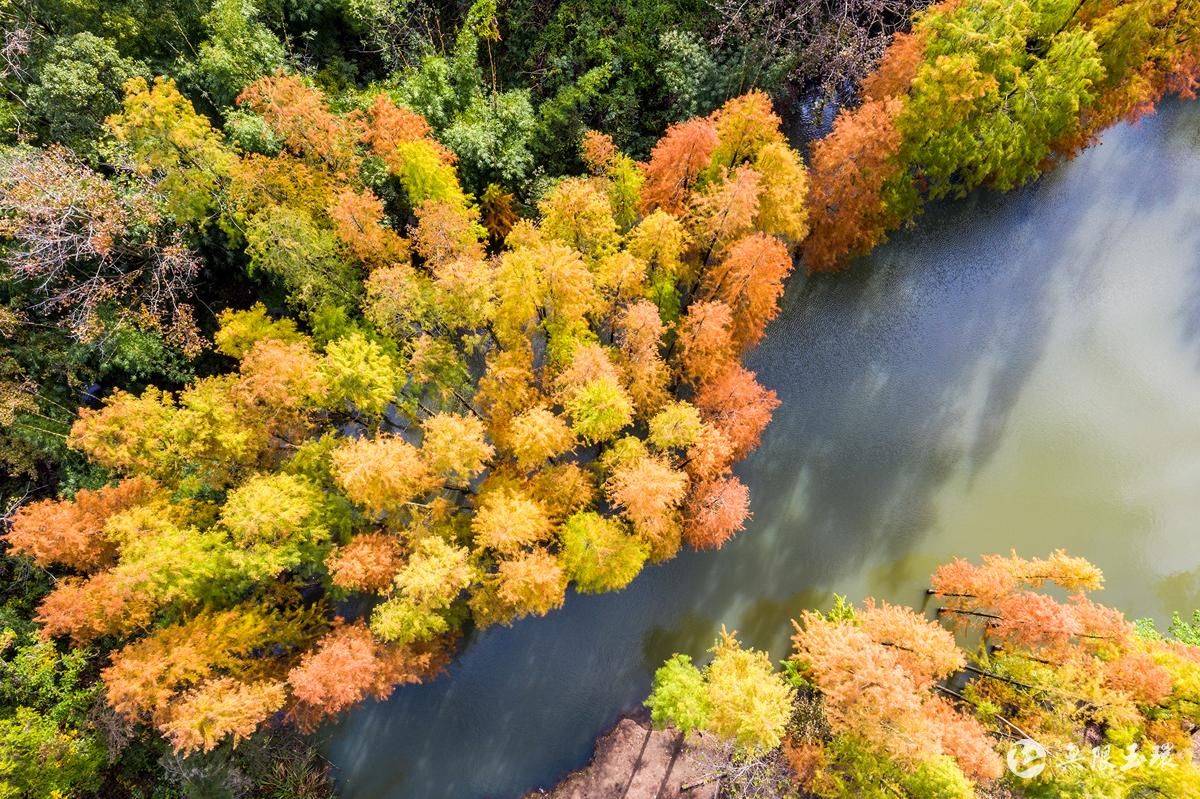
left=1007, top=738, right=1048, bottom=779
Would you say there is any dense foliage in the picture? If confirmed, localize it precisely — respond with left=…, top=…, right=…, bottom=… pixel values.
left=804, top=0, right=1200, bottom=269
left=3, top=85, right=806, bottom=755
left=648, top=552, right=1200, bottom=798
left=1, top=0, right=1198, bottom=793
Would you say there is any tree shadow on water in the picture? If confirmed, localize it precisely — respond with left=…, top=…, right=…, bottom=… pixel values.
left=660, top=186, right=1070, bottom=645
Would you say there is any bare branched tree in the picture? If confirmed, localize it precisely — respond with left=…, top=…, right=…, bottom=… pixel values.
left=709, top=0, right=932, bottom=104
left=0, top=22, right=33, bottom=82
left=0, top=146, right=203, bottom=353
left=350, top=0, right=444, bottom=71
left=686, top=739, right=798, bottom=799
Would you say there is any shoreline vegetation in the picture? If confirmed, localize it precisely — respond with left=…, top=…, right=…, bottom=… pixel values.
left=544, top=553, right=1200, bottom=799
left=0, top=0, right=1197, bottom=796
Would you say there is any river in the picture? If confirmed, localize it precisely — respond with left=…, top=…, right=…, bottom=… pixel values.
left=323, top=98, right=1200, bottom=799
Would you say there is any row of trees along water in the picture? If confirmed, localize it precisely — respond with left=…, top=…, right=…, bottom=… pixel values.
left=648, top=552, right=1200, bottom=799
left=0, top=0, right=1197, bottom=795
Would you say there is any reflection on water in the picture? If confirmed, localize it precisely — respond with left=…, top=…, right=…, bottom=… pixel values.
left=323, top=99, right=1200, bottom=799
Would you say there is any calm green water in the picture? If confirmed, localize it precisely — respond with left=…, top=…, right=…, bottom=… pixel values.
left=323, top=99, right=1200, bottom=798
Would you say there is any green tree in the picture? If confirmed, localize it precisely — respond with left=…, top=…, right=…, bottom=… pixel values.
left=647, top=654, right=711, bottom=734
left=559, top=511, right=648, bottom=593
left=647, top=631, right=793, bottom=752
left=0, top=603, right=105, bottom=799
left=181, top=0, right=286, bottom=109
left=26, top=33, right=145, bottom=158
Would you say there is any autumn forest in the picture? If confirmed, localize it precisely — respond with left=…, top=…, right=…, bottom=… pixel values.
left=1, top=0, right=1199, bottom=797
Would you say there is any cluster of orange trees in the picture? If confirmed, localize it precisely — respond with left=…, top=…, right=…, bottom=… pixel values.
left=5, top=83, right=808, bottom=753
left=649, top=552, right=1200, bottom=798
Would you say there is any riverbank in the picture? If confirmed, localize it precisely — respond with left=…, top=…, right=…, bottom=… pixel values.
left=523, top=712, right=720, bottom=799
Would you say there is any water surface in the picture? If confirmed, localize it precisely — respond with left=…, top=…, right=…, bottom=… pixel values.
left=324, top=99, right=1200, bottom=799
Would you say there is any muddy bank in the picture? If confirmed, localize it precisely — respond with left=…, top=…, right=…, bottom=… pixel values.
left=524, top=712, right=720, bottom=799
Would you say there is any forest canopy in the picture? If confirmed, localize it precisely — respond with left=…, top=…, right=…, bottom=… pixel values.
left=0, top=0, right=1199, bottom=795
left=5, top=84, right=807, bottom=754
